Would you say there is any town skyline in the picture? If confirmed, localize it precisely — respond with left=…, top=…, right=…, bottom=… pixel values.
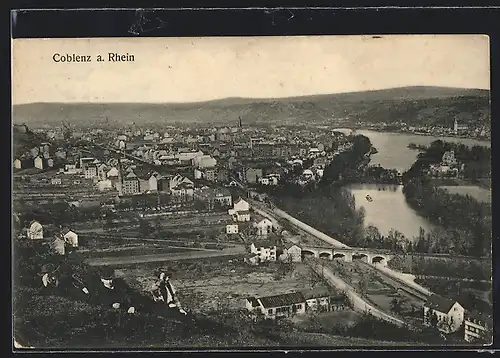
left=12, top=35, right=490, bottom=105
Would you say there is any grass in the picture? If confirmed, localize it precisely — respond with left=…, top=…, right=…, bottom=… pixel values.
left=81, top=246, right=193, bottom=259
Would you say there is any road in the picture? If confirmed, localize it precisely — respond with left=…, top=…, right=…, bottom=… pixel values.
left=85, top=247, right=245, bottom=266
left=252, top=199, right=433, bottom=298
left=308, top=260, right=406, bottom=327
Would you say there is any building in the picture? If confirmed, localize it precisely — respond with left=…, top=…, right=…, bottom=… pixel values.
left=169, top=174, right=194, bottom=191
left=13, top=159, right=22, bottom=169
left=193, top=155, right=217, bottom=169
left=84, top=166, right=98, bottom=179
left=51, top=236, right=66, bottom=255
left=423, top=294, right=465, bottom=334
left=27, top=221, right=44, bottom=240
left=97, top=163, right=109, bottom=180
left=454, top=118, right=468, bottom=133
left=280, top=243, right=302, bottom=263
left=34, top=156, right=44, bottom=170
left=122, top=172, right=140, bottom=195
left=233, top=198, right=250, bottom=212
left=107, top=167, right=119, bottom=178
left=246, top=292, right=307, bottom=319
left=63, top=164, right=82, bottom=175
left=301, top=287, right=335, bottom=312
left=464, top=314, right=492, bottom=343
left=194, top=187, right=233, bottom=210
left=249, top=240, right=277, bottom=262
left=226, top=224, right=239, bottom=234
left=254, top=218, right=274, bottom=236
left=62, top=229, right=79, bottom=248
left=235, top=210, right=251, bottom=222
left=171, top=182, right=195, bottom=201
left=80, top=157, right=96, bottom=170
left=51, top=178, right=62, bottom=185
left=441, top=150, right=458, bottom=167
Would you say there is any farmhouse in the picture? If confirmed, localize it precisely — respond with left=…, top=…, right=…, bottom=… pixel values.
left=301, top=287, right=335, bottom=312
left=62, top=229, right=79, bottom=248
left=233, top=197, right=250, bottom=212
left=246, top=292, right=307, bottom=319
left=249, top=239, right=277, bottom=262
left=226, top=224, right=239, bottom=235
left=423, top=294, right=464, bottom=334
left=254, top=218, right=274, bottom=236
left=280, top=243, right=302, bottom=263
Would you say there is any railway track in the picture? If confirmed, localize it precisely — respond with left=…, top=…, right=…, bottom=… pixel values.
left=253, top=200, right=432, bottom=301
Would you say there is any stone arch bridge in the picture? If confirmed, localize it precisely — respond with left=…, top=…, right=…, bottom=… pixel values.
left=300, top=246, right=393, bottom=266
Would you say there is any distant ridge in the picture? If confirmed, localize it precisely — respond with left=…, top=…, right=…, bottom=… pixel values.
left=12, top=86, right=490, bottom=127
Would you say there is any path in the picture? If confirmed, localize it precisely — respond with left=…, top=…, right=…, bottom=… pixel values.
left=85, top=247, right=245, bottom=266
left=308, top=260, right=406, bottom=327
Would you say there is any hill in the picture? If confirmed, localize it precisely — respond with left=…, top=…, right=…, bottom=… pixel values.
left=12, top=86, right=490, bottom=128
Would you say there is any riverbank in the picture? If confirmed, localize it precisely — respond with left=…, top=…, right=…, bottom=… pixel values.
left=344, top=126, right=491, bottom=144
left=430, top=178, right=491, bottom=190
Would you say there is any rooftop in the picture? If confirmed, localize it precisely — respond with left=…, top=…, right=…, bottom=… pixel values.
left=301, top=286, right=332, bottom=300
left=424, top=294, right=457, bottom=314
left=258, top=292, right=306, bottom=309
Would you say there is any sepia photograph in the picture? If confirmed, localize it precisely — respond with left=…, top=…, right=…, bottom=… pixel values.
left=12, top=35, right=492, bottom=349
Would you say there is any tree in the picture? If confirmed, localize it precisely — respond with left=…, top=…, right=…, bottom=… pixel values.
left=390, top=298, right=402, bottom=314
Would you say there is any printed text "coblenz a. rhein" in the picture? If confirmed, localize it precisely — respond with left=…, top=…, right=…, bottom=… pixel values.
left=52, top=53, right=135, bottom=63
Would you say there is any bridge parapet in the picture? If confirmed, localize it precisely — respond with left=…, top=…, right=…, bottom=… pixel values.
left=301, top=245, right=393, bottom=266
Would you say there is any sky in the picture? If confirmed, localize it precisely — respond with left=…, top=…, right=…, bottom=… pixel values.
left=12, top=35, right=490, bottom=105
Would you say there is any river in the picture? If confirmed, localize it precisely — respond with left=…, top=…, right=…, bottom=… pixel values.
left=346, top=183, right=436, bottom=240
left=335, top=128, right=490, bottom=171
left=337, top=129, right=491, bottom=239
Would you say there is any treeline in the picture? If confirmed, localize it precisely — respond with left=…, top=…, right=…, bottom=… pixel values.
left=273, top=186, right=365, bottom=245
left=388, top=255, right=491, bottom=281
left=402, top=179, right=491, bottom=257
left=404, top=139, right=491, bottom=181
left=303, top=312, right=445, bottom=344
left=320, top=134, right=373, bottom=186
left=14, top=201, right=102, bottom=230
left=360, top=166, right=402, bottom=184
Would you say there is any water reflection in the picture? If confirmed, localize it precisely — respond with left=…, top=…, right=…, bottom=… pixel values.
left=346, top=183, right=437, bottom=240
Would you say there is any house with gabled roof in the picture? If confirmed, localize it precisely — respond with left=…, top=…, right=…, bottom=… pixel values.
left=280, top=243, right=302, bottom=263
left=464, top=312, right=493, bottom=343
left=423, top=294, right=464, bottom=334
left=246, top=292, right=307, bottom=319
left=233, top=197, right=250, bottom=212
left=301, top=286, right=336, bottom=312
left=171, top=181, right=195, bottom=201
left=249, top=238, right=279, bottom=262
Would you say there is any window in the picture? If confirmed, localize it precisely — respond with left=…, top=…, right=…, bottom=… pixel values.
left=268, top=309, right=273, bottom=315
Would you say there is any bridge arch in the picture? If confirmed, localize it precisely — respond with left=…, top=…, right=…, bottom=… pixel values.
left=301, top=250, right=316, bottom=259
left=371, top=255, right=387, bottom=266
left=319, top=251, right=332, bottom=260
left=352, top=253, right=369, bottom=262
left=333, top=253, right=346, bottom=260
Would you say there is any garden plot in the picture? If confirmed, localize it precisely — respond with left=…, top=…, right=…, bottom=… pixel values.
left=118, top=260, right=319, bottom=313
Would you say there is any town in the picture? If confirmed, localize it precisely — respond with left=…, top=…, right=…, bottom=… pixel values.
left=13, top=114, right=492, bottom=347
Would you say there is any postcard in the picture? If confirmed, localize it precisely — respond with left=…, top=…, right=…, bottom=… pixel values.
left=12, top=35, right=492, bottom=349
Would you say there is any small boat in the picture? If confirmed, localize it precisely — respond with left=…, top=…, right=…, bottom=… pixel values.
left=366, top=195, right=373, bottom=202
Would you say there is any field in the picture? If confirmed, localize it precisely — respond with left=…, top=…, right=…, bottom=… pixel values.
left=326, top=260, right=425, bottom=325
left=293, top=310, right=363, bottom=330
left=118, top=259, right=323, bottom=313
